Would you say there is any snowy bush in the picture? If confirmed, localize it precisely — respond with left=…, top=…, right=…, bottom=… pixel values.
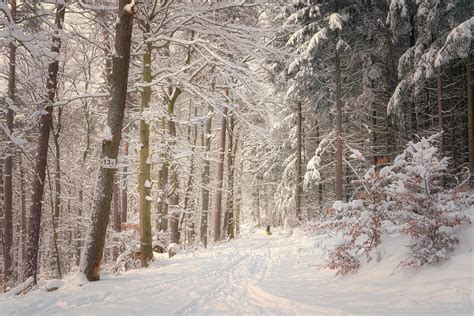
left=316, top=134, right=471, bottom=275
left=382, top=135, right=471, bottom=268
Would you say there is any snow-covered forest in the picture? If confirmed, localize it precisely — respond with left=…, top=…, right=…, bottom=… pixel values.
left=0, top=0, right=473, bottom=314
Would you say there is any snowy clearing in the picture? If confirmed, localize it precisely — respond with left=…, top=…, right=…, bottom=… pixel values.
left=1, top=229, right=472, bottom=315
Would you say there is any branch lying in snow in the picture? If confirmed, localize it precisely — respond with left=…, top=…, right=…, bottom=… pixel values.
left=3, top=277, right=34, bottom=298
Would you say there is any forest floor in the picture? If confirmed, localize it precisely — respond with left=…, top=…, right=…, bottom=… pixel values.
left=0, top=228, right=472, bottom=315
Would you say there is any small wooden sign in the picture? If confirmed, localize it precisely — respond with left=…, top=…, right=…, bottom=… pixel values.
left=101, top=157, right=117, bottom=169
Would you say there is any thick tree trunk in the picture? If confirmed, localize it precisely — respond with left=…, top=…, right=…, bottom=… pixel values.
left=213, top=100, right=228, bottom=242
left=295, top=102, right=303, bottom=220
left=80, top=1, right=134, bottom=281
left=23, top=3, right=65, bottom=284
left=200, top=106, right=212, bottom=247
left=3, top=0, right=17, bottom=289
left=138, top=43, right=153, bottom=266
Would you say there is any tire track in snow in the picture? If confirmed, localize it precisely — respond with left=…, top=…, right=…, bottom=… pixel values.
left=176, top=237, right=329, bottom=315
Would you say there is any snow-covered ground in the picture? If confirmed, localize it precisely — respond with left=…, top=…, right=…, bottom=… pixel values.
left=1, top=229, right=472, bottom=315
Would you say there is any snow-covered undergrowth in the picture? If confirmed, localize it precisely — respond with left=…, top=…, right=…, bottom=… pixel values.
left=1, top=225, right=472, bottom=315
left=309, top=135, right=473, bottom=275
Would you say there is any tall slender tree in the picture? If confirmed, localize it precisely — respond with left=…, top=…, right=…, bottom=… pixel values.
left=3, top=0, right=17, bottom=288
left=23, top=2, right=65, bottom=284
left=80, top=0, right=135, bottom=281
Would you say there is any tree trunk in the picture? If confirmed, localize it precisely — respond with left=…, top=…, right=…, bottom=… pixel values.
left=121, top=127, right=128, bottom=223
left=183, top=106, right=198, bottom=246
left=213, top=98, right=228, bottom=242
left=226, top=115, right=237, bottom=239
left=19, top=154, right=26, bottom=266
left=157, top=163, right=169, bottom=232
left=467, top=54, right=474, bottom=187
left=0, top=156, right=4, bottom=290
left=168, top=88, right=181, bottom=256
left=3, top=0, right=17, bottom=289
left=80, top=1, right=134, bottom=281
left=436, top=65, right=446, bottom=186
left=200, top=106, right=212, bottom=247
left=295, top=102, right=303, bottom=220
left=23, top=3, right=65, bottom=284
left=335, top=28, right=343, bottom=202
left=113, top=179, right=121, bottom=232
left=138, top=43, right=153, bottom=266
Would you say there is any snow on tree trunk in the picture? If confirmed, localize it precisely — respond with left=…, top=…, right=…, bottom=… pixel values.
left=167, top=87, right=181, bottom=257
left=80, top=0, right=134, bottom=282
left=200, top=106, right=212, bottom=247
left=23, top=3, right=65, bottom=285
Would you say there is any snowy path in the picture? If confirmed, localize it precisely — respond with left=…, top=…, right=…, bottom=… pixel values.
left=0, top=231, right=472, bottom=315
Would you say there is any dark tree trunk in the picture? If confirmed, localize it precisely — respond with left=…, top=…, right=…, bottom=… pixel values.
left=213, top=99, right=228, bottom=242
left=80, top=0, right=134, bottom=281
left=467, top=54, right=474, bottom=187
left=23, top=3, right=65, bottom=284
left=113, top=178, right=121, bottom=232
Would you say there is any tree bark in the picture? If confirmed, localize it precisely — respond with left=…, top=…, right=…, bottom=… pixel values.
left=168, top=88, right=181, bottom=256
left=113, top=178, right=121, bottom=232
left=19, top=154, right=26, bottom=266
left=334, top=27, right=343, bottom=202
left=3, top=0, right=16, bottom=288
left=138, top=43, right=153, bottom=266
left=226, top=115, right=237, bottom=239
left=213, top=97, right=228, bottom=242
left=121, top=126, right=128, bottom=223
left=23, top=3, right=65, bottom=284
left=0, top=156, right=3, bottom=289
left=80, top=0, right=134, bottom=281
left=200, top=106, right=212, bottom=247
left=295, top=102, right=303, bottom=220
left=467, top=53, right=474, bottom=187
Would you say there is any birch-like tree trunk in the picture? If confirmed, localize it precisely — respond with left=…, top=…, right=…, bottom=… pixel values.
left=80, top=0, right=134, bottom=281
left=23, top=3, right=65, bottom=284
